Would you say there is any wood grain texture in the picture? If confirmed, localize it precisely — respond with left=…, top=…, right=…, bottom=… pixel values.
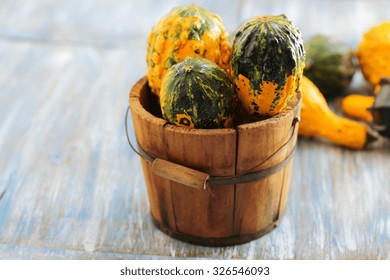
left=130, top=81, right=238, bottom=241
left=1, top=0, right=390, bottom=259
left=162, top=126, right=237, bottom=240
left=129, top=78, right=176, bottom=233
left=232, top=98, right=299, bottom=237
left=151, top=158, right=210, bottom=190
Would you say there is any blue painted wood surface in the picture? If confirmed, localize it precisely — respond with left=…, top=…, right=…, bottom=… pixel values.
left=0, top=0, right=390, bottom=259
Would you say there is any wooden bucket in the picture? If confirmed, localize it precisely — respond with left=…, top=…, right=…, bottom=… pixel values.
left=128, top=77, right=301, bottom=246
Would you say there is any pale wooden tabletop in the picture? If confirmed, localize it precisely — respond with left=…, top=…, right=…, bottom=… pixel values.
left=1, top=0, right=390, bottom=260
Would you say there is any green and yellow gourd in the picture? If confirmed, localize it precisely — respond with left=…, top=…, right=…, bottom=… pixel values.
left=146, top=5, right=231, bottom=96
left=231, top=15, right=305, bottom=118
left=160, top=57, right=237, bottom=129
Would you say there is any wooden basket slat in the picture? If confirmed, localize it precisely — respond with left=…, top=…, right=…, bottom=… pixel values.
left=130, top=78, right=176, bottom=232
left=163, top=125, right=236, bottom=238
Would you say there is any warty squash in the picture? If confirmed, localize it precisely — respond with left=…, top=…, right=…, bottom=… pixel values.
left=231, top=14, right=305, bottom=118
left=357, top=21, right=390, bottom=86
left=299, top=76, right=374, bottom=149
left=146, top=5, right=231, bottom=96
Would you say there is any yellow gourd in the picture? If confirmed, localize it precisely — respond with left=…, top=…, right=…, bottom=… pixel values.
left=357, top=21, right=390, bottom=86
left=340, top=94, right=374, bottom=122
left=146, top=5, right=231, bottom=96
left=299, top=76, right=371, bottom=149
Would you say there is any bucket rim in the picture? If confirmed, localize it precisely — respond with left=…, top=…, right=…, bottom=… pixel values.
left=129, top=76, right=301, bottom=135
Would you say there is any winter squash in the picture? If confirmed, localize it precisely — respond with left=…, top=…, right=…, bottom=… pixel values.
left=159, top=57, right=237, bottom=129
left=304, top=35, right=356, bottom=98
left=231, top=14, right=305, bottom=118
left=146, top=4, right=231, bottom=96
left=299, top=76, right=373, bottom=149
left=357, top=21, right=390, bottom=86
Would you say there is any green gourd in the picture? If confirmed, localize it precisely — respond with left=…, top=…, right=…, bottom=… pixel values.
left=159, top=57, right=237, bottom=129
left=304, top=34, right=356, bottom=98
left=231, top=14, right=305, bottom=118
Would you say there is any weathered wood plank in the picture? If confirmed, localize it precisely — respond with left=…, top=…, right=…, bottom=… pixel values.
left=1, top=0, right=390, bottom=260
left=0, top=0, right=242, bottom=46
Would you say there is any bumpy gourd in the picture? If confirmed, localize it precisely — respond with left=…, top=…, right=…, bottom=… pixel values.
left=146, top=5, right=231, bottom=96
left=231, top=14, right=305, bottom=118
left=160, top=57, right=237, bottom=129
left=299, top=76, right=372, bottom=149
left=357, top=21, right=390, bottom=86
left=304, top=35, right=356, bottom=98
